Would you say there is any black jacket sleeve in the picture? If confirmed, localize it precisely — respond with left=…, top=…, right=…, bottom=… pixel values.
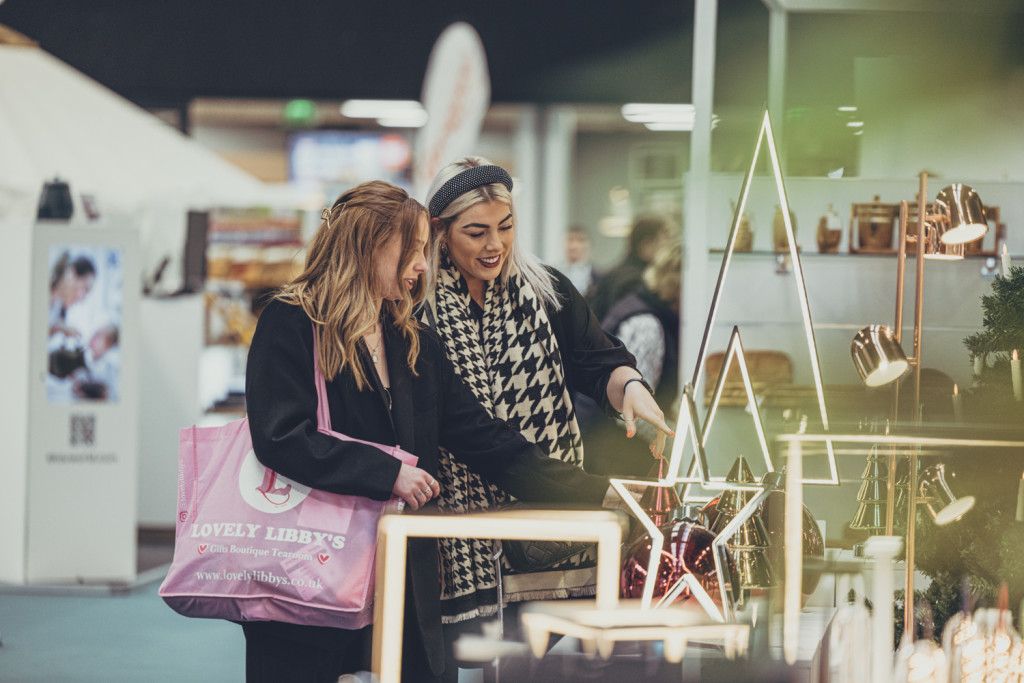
left=427, top=330, right=610, bottom=505
left=545, top=267, right=637, bottom=414
left=244, top=300, right=402, bottom=500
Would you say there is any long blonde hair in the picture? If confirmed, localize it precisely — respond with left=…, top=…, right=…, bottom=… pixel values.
left=425, top=156, right=560, bottom=311
left=276, top=181, right=425, bottom=389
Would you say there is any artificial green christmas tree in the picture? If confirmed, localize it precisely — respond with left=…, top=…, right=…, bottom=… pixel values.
left=963, top=265, right=1024, bottom=422
left=906, top=265, right=1024, bottom=643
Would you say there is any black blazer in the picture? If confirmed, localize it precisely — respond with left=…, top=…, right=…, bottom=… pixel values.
left=245, top=298, right=610, bottom=675
left=542, top=267, right=637, bottom=414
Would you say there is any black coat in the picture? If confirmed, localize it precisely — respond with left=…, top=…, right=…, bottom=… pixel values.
left=245, top=298, right=610, bottom=676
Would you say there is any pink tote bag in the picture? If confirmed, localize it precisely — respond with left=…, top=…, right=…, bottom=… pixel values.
left=159, top=328, right=415, bottom=629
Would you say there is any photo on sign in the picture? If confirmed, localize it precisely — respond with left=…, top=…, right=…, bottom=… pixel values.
left=46, top=244, right=124, bottom=404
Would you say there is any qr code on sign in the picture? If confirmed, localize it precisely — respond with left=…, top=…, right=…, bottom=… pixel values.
left=70, top=414, right=95, bottom=447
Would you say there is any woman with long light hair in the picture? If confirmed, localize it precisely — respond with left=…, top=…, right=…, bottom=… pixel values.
left=243, top=180, right=613, bottom=682
left=423, top=157, right=674, bottom=679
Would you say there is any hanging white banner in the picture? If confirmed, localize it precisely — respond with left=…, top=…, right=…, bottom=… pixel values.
left=413, top=22, right=490, bottom=202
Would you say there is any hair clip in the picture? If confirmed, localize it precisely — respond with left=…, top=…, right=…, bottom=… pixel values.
left=321, top=207, right=331, bottom=221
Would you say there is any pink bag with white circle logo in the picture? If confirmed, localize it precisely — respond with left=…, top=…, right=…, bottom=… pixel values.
left=159, top=329, right=415, bottom=629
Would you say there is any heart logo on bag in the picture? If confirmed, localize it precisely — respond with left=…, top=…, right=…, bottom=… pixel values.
left=198, top=544, right=208, bottom=555
left=317, top=553, right=330, bottom=565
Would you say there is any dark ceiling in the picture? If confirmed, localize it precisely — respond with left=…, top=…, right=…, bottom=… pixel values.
left=4, top=1, right=1020, bottom=122
left=0, top=0, right=749, bottom=109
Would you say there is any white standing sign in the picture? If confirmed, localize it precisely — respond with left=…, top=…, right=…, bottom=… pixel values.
left=27, top=224, right=140, bottom=583
left=413, top=22, right=491, bottom=202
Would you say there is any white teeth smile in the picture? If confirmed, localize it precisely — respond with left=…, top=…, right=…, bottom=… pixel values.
left=478, top=255, right=500, bottom=266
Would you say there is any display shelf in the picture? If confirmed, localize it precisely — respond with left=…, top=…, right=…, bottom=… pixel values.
left=708, top=249, right=1018, bottom=259
left=701, top=174, right=1021, bottom=257
left=198, top=210, right=306, bottom=426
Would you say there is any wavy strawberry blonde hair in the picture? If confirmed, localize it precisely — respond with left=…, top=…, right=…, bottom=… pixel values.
left=276, top=180, right=426, bottom=389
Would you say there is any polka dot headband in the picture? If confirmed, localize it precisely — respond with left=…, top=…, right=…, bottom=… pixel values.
left=427, top=165, right=513, bottom=218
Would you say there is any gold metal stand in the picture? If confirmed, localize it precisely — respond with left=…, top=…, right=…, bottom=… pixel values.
left=892, top=172, right=929, bottom=642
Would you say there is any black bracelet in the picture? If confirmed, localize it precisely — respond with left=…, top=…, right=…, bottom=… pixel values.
left=623, top=376, right=654, bottom=396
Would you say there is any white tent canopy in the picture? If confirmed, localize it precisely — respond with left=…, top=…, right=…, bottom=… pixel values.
left=0, top=39, right=273, bottom=292
left=0, top=42, right=266, bottom=211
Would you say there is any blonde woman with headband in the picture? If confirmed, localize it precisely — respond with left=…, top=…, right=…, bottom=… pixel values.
left=422, top=157, right=673, bottom=680
left=243, top=180, right=613, bottom=682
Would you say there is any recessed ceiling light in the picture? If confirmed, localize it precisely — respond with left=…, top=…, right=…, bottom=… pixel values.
left=340, top=100, right=424, bottom=119
left=621, top=103, right=696, bottom=124
left=644, top=122, right=694, bottom=131
left=376, top=111, right=429, bottom=128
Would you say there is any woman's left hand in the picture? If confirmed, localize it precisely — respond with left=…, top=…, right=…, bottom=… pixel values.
left=621, top=381, right=674, bottom=458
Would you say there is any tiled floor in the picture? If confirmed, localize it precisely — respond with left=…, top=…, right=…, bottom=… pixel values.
left=0, top=574, right=244, bottom=682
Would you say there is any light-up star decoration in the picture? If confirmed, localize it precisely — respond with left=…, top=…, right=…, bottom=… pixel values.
left=610, top=385, right=773, bottom=624
left=611, top=111, right=838, bottom=624
left=682, top=325, right=775, bottom=503
left=688, top=109, right=838, bottom=486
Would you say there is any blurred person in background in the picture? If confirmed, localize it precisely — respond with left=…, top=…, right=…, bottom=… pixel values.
left=423, top=156, right=674, bottom=681
left=583, top=242, right=682, bottom=477
left=586, top=213, right=671, bottom=321
left=560, top=223, right=601, bottom=297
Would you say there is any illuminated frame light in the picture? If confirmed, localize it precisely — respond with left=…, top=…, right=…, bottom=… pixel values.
left=608, top=386, right=771, bottom=623
left=682, top=327, right=773, bottom=503
left=609, top=475, right=770, bottom=624
left=656, top=483, right=773, bottom=624
left=705, top=328, right=773, bottom=468
left=690, top=110, right=838, bottom=486
left=664, top=384, right=712, bottom=486
left=518, top=603, right=751, bottom=663
left=371, top=509, right=624, bottom=683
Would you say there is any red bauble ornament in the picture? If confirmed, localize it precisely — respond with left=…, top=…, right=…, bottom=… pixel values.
left=620, top=518, right=737, bottom=604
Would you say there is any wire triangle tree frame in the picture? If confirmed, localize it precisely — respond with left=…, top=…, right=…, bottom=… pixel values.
left=688, top=110, right=838, bottom=486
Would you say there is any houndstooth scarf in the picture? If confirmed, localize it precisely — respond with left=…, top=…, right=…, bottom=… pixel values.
left=428, top=252, right=596, bottom=624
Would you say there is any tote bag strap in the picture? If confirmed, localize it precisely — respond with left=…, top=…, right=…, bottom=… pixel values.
left=188, top=423, right=201, bottom=520
left=309, top=322, right=412, bottom=465
left=311, top=323, right=332, bottom=432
